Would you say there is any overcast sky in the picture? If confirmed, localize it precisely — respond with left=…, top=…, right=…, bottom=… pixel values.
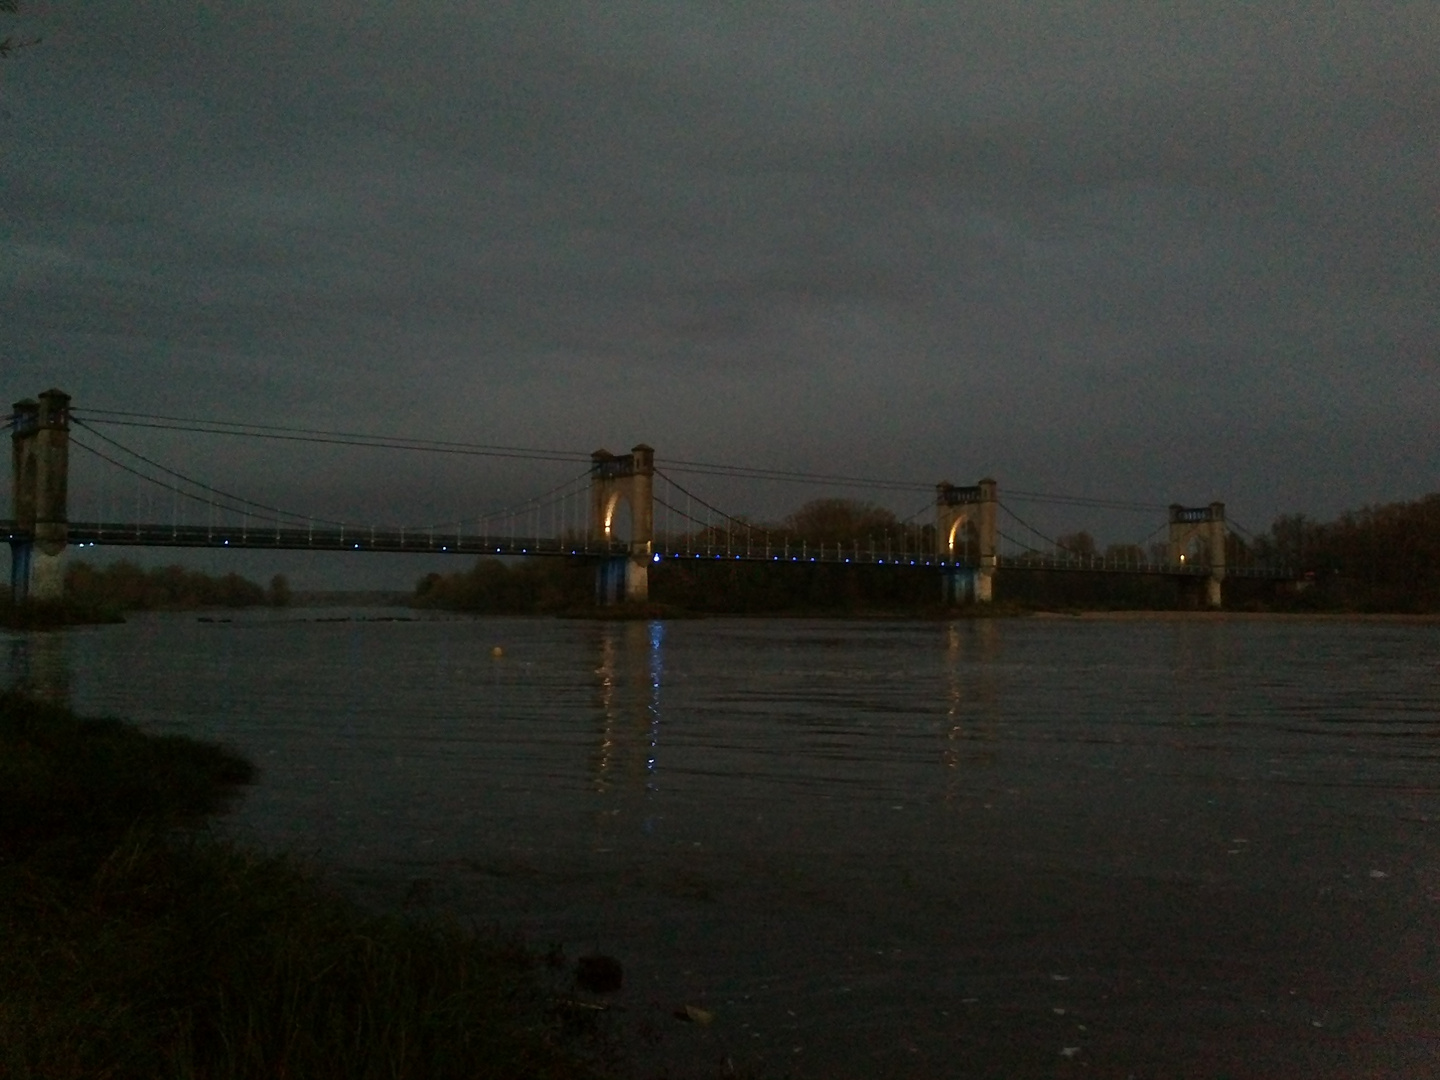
left=3, top=1, right=1438, bottom=582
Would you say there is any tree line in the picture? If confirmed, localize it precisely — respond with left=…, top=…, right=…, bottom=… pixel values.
left=413, top=498, right=946, bottom=614
left=1250, top=494, right=1440, bottom=611
left=413, top=492, right=1440, bottom=614
left=65, top=562, right=290, bottom=611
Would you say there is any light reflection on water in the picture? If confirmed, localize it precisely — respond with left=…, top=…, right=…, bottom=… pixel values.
left=5, top=612, right=1439, bottom=1078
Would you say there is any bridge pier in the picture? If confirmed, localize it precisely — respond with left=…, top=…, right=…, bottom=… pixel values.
left=936, top=478, right=997, bottom=604
left=596, top=557, right=627, bottom=606
left=1168, top=501, right=1226, bottom=608
left=590, top=444, right=654, bottom=605
left=940, top=566, right=977, bottom=604
left=9, top=390, right=71, bottom=603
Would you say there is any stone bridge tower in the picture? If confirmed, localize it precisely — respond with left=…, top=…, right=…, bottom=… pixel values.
left=590, top=444, right=654, bottom=605
left=936, top=478, right=997, bottom=603
left=10, top=389, right=71, bottom=602
left=1168, top=502, right=1226, bottom=608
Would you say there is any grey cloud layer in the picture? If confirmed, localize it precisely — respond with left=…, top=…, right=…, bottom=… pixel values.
left=3, top=1, right=1437, bottom=527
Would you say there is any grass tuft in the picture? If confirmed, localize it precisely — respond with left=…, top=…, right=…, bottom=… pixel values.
left=0, top=694, right=609, bottom=1080
left=0, top=692, right=255, bottom=865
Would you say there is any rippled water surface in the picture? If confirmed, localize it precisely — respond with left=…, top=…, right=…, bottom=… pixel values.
left=7, top=613, right=1439, bottom=1078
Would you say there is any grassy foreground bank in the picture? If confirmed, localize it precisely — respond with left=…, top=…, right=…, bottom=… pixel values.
left=0, top=693, right=605, bottom=1080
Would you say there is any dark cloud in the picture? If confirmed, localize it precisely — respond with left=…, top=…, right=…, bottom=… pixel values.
left=3, top=0, right=1437, bottom=579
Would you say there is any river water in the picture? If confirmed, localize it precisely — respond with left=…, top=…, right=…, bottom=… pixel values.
left=5, top=612, right=1439, bottom=1078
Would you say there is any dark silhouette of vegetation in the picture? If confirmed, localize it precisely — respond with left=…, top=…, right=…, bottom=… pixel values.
left=415, top=558, right=593, bottom=613
left=1104, top=543, right=1148, bottom=563
left=416, top=553, right=984, bottom=616
left=65, top=560, right=269, bottom=611
left=411, top=494, right=1440, bottom=616
left=654, top=558, right=946, bottom=613
left=662, top=498, right=939, bottom=562
left=782, top=497, right=907, bottom=543
left=0, top=694, right=609, bottom=1078
left=268, top=572, right=292, bottom=607
left=1, top=693, right=255, bottom=866
left=1055, top=531, right=1097, bottom=557
left=1253, top=494, right=1440, bottom=611
left=0, top=594, right=124, bottom=630
left=3, top=563, right=276, bottom=629
left=413, top=499, right=951, bottom=615
left=995, top=568, right=1191, bottom=611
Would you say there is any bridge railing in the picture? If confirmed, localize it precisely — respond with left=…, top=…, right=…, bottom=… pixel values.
left=4, top=518, right=1293, bottom=578
left=41, top=521, right=630, bottom=557
left=654, top=532, right=950, bottom=565
left=995, top=552, right=1292, bottom=578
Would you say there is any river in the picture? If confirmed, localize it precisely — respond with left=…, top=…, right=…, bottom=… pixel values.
left=6, top=611, right=1438, bottom=1078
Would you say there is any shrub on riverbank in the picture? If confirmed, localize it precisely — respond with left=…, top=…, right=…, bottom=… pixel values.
left=0, top=693, right=254, bottom=864
left=414, top=557, right=593, bottom=612
left=1255, top=495, right=1440, bottom=612
left=416, top=555, right=970, bottom=615
left=65, top=560, right=274, bottom=611
left=3, top=563, right=284, bottom=627
left=0, top=694, right=606, bottom=1080
left=0, top=594, right=125, bottom=630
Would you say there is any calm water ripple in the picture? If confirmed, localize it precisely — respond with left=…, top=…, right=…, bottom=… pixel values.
left=5, top=612, right=1439, bottom=1078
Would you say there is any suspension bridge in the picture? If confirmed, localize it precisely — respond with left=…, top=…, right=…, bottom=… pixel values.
left=6, top=388, right=1290, bottom=607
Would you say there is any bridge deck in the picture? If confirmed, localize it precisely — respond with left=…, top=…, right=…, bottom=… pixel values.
left=3, top=520, right=1291, bottom=578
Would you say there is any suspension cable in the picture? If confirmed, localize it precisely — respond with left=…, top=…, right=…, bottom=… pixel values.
left=654, top=469, right=760, bottom=534
left=1004, top=490, right=1168, bottom=513
left=1227, top=517, right=1267, bottom=543
left=73, top=409, right=1182, bottom=511
left=997, top=502, right=1068, bottom=551
left=898, top=497, right=937, bottom=526
left=659, top=459, right=933, bottom=493
left=73, top=421, right=349, bottom=527
left=75, top=419, right=595, bottom=536
left=73, top=412, right=593, bottom=465
left=653, top=493, right=714, bottom=531
left=70, top=436, right=307, bottom=528
left=414, top=468, right=593, bottom=533
left=996, top=528, right=1050, bottom=556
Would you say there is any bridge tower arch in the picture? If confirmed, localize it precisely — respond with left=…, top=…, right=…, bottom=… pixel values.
left=1168, top=502, right=1226, bottom=608
left=10, top=389, right=71, bottom=602
left=936, top=478, right=997, bottom=604
left=590, top=444, right=654, bottom=605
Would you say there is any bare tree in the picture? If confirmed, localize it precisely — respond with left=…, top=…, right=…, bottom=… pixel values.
left=1056, top=531, right=1097, bottom=557
left=784, top=498, right=900, bottom=544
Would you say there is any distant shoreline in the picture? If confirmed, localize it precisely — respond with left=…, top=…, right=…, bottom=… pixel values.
left=1028, top=609, right=1440, bottom=624
left=11, top=595, right=1438, bottom=628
